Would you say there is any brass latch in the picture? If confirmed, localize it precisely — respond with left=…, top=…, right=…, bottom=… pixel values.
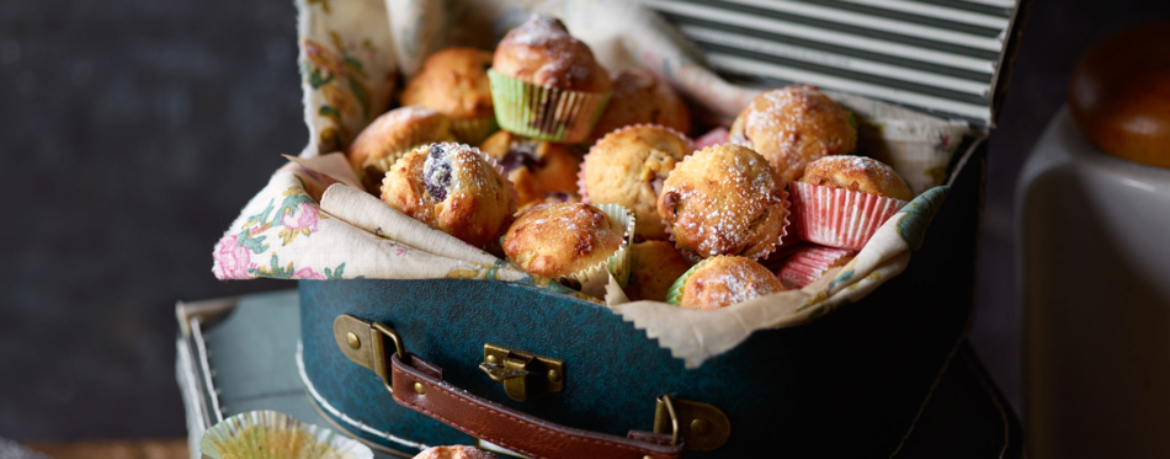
left=654, top=395, right=731, bottom=451
left=478, top=343, right=565, bottom=402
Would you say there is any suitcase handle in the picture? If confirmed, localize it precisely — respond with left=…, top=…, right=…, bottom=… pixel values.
left=333, top=314, right=685, bottom=459
left=388, top=352, right=686, bottom=459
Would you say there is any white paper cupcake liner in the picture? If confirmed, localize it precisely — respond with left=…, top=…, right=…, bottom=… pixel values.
left=789, top=181, right=908, bottom=251
left=564, top=203, right=635, bottom=299
left=200, top=410, right=372, bottom=459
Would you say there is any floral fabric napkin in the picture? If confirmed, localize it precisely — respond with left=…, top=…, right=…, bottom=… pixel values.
left=212, top=0, right=954, bottom=366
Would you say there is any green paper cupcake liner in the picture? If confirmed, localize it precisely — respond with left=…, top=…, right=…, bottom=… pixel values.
left=488, top=70, right=612, bottom=144
left=200, top=410, right=372, bottom=459
left=450, top=116, right=499, bottom=145
left=565, top=203, right=635, bottom=299
left=665, top=257, right=714, bottom=306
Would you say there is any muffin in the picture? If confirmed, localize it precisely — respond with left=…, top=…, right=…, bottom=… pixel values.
left=401, top=48, right=498, bottom=144
left=789, top=156, right=911, bottom=250
left=667, top=256, right=786, bottom=310
left=347, top=106, right=456, bottom=191
left=413, top=446, right=496, bottom=459
left=588, top=69, right=690, bottom=143
left=624, top=240, right=693, bottom=302
left=777, top=245, right=856, bottom=289
left=581, top=124, right=692, bottom=240
left=802, top=155, right=913, bottom=201
left=479, top=130, right=581, bottom=207
left=489, top=14, right=613, bottom=143
left=502, top=202, right=634, bottom=296
left=729, top=85, right=856, bottom=182
left=380, top=143, right=515, bottom=248
left=657, top=144, right=789, bottom=260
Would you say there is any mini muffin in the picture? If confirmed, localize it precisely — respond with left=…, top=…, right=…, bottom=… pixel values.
left=401, top=48, right=497, bottom=144
left=668, top=256, right=786, bottom=310
left=347, top=106, right=456, bottom=191
left=516, top=191, right=579, bottom=215
left=581, top=125, right=692, bottom=240
left=489, top=14, right=613, bottom=143
left=381, top=143, right=514, bottom=248
left=413, top=446, right=496, bottom=459
left=801, top=155, right=913, bottom=201
left=729, top=85, right=856, bottom=182
left=789, top=156, right=911, bottom=250
left=479, top=130, right=581, bottom=207
left=657, top=144, right=789, bottom=260
left=588, top=69, right=690, bottom=143
left=503, top=202, right=633, bottom=294
left=624, top=240, right=693, bottom=302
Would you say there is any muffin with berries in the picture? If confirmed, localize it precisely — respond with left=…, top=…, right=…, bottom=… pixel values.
left=479, top=130, right=581, bottom=207
left=380, top=143, right=515, bottom=249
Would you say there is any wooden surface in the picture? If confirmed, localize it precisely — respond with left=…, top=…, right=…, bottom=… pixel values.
left=25, top=439, right=186, bottom=459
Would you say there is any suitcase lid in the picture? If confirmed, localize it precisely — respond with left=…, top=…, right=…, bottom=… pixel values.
left=643, top=0, right=1029, bottom=130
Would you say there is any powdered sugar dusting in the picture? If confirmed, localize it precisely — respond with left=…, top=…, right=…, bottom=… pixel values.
left=686, top=257, right=784, bottom=309
left=661, top=146, right=787, bottom=259
left=499, top=14, right=599, bottom=87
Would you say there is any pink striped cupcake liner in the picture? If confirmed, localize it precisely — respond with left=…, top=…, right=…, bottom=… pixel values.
left=788, top=181, right=907, bottom=251
left=777, top=245, right=857, bottom=289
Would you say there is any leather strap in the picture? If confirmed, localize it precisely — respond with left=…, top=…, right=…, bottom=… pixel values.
left=390, top=353, right=686, bottom=459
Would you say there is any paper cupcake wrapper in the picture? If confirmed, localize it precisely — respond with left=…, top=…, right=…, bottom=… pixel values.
left=664, top=256, right=712, bottom=306
left=488, top=70, right=612, bottom=144
left=777, top=245, right=856, bottom=289
left=563, top=203, right=635, bottom=299
left=200, top=410, right=372, bottom=459
left=450, top=116, right=499, bottom=145
left=788, top=181, right=908, bottom=251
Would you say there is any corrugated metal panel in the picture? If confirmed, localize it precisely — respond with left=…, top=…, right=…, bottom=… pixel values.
left=642, top=0, right=1018, bottom=124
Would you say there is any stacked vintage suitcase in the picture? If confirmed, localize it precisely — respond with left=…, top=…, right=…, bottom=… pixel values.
left=180, top=0, right=1029, bottom=457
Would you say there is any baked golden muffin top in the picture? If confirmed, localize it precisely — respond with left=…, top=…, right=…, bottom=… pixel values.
left=492, top=14, right=612, bottom=92
left=401, top=47, right=495, bottom=121
left=503, top=202, right=625, bottom=279
left=657, top=144, right=788, bottom=260
left=729, top=85, right=856, bottom=183
left=582, top=124, right=692, bottom=240
left=588, top=69, right=690, bottom=143
left=801, top=155, right=912, bottom=201
left=381, top=143, right=514, bottom=248
left=480, top=130, right=581, bottom=207
left=679, top=256, right=786, bottom=310
left=347, top=106, right=455, bottom=174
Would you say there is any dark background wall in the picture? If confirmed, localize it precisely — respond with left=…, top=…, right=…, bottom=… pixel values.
left=0, top=0, right=1167, bottom=443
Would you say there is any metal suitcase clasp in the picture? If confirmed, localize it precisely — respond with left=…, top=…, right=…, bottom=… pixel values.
left=479, top=343, right=565, bottom=402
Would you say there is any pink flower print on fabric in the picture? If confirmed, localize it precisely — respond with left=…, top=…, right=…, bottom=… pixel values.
left=212, top=234, right=257, bottom=280
left=278, top=203, right=326, bottom=245
left=292, top=267, right=327, bottom=280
